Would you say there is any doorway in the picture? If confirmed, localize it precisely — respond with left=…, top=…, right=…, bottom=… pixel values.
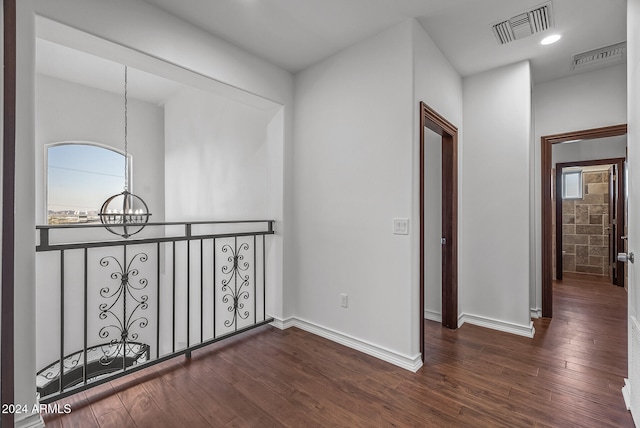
left=555, top=159, right=625, bottom=287
left=419, top=102, right=458, bottom=361
left=541, top=124, right=627, bottom=317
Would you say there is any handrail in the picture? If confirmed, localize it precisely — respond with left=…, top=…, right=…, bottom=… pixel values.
left=36, top=219, right=274, bottom=229
left=36, top=219, right=274, bottom=252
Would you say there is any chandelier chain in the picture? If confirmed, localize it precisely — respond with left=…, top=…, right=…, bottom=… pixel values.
left=124, top=65, right=129, bottom=192
left=99, top=63, right=151, bottom=238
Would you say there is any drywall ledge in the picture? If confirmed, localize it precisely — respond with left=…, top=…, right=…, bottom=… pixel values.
left=271, top=317, right=423, bottom=372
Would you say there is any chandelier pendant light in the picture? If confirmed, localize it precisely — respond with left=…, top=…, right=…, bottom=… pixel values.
left=98, top=65, right=151, bottom=238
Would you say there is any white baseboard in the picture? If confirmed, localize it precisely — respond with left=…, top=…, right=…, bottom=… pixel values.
left=15, top=396, right=45, bottom=428
left=423, top=309, right=442, bottom=323
left=270, top=316, right=295, bottom=330
left=459, top=313, right=536, bottom=338
left=530, top=308, right=542, bottom=319
left=622, top=378, right=631, bottom=410
left=271, top=316, right=423, bottom=372
left=424, top=311, right=464, bottom=327
left=271, top=312, right=534, bottom=373
left=458, top=313, right=466, bottom=327
left=424, top=311, right=535, bottom=338
left=15, top=413, right=45, bottom=428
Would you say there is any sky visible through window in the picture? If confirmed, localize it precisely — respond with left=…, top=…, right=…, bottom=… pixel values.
left=562, top=170, right=582, bottom=200
left=48, top=144, right=126, bottom=224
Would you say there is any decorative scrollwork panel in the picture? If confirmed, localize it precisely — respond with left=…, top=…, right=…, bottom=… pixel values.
left=217, top=237, right=255, bottom=333
left=98, top=250, right=149, bottom=367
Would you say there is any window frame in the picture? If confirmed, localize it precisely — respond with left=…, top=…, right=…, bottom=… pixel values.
left=561, top=169, right=583, bottom=200
left=44, top=141, right=133, bottom=225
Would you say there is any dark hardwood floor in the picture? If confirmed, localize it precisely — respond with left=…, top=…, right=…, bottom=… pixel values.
left=44, top=277, right=633, bottom=427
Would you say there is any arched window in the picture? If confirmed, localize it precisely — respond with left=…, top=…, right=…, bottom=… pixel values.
left=46, top=142, right=130, bottom=224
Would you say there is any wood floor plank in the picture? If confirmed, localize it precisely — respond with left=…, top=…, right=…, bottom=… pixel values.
left=507, top=383, right=621, bottom=428
left=457, top=405, right=523, bottom=428
left=56, top=391, right=100, bottom=428
left=162, top=363, right=243, bottom=426
left=139, top=373, right=184, bottom=407
left=551, top=389, right=636, bottom=427
left=186, top=359, right=286, bottom=427
left=95, top=407, right=136, bottom=428
left=85, top=382, right=125, bottom=418
left=152, top=397, right=212, bottom=428
left=41, top=414, right=65, bottom=428
left=117, top=383, right=175, bottom=428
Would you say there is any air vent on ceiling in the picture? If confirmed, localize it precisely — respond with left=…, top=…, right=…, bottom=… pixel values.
left=492, top=2, right=554, bottom=45
left=571, top=42, right=627, bottom=71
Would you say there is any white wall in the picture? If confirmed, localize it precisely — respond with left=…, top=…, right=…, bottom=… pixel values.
left=461, top=61, right=533, bottom=333
left=552, top=135, right=627, bottom=165
left=626, top=0, right=640, bottom=424
left=532, top=64, right=627, bottom=312
left=163, top=86, right=273, bottom=220
left=16, top=0, right=293, bottom=420
left=35, top=74, right=165, bottom=224
left=534, top=65, right=626, bottom=137
left=291, top=19, right=464, bottom=368
left=293, top=20, right=417, bottom=363
left=412, top=21, right=464, bottom=125
left=412, top=20, right=463, bottom=325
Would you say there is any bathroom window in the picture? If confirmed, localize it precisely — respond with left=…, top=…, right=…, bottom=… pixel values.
left=562, top=170, right=583, bottom=200
left=47, top=142, right=129, bottom=224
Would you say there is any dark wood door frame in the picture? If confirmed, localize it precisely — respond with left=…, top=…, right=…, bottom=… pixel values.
left=541, top=124, right=627, bottom=318
left=2, top=0, right=17, bottom=426
left=419, top=102, right=458, bottom=361
left=555, top=158, right=626, bottom=286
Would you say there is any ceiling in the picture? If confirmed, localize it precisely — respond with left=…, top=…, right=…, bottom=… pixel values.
left=143, top=0, right=627, bottom=83
left=143, top=0, right=470, bottom=73
left=36, top=0, right=627, bottom=100
left=418, top=0, right=626, bottom=83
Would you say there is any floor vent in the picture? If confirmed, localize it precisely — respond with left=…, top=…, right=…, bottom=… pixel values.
left=571, top=42, right=627, bottom=71
left=492, top=2, right=553, bottom=45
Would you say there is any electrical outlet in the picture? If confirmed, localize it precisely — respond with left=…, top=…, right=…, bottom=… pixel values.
left=340, top=293, right=348, bottom=308
left=393, top=218, right=409, bottom=235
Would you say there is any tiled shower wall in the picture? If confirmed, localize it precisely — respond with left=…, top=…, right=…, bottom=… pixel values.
left=562, top=170, right=610, bottom=276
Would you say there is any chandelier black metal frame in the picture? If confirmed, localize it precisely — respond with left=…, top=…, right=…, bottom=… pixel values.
left=98, top=65, right=151, bottom=238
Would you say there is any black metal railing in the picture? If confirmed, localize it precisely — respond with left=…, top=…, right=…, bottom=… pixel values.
left=35, top=220, right=274, bottom=403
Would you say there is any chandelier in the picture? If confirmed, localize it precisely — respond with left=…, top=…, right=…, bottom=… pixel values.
left=98, top=65, right=151, bottom=238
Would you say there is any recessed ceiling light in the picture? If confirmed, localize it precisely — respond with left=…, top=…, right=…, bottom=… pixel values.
left=541, top=34, right=561, bottom=45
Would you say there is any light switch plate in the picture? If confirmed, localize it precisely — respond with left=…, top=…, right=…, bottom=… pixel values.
left=340, top=293, right=348, bottom=308
left=393, top=218, right=409, bottom=235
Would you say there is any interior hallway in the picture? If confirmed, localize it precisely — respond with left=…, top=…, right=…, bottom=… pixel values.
left=43, top=277, right=632, bottom=427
